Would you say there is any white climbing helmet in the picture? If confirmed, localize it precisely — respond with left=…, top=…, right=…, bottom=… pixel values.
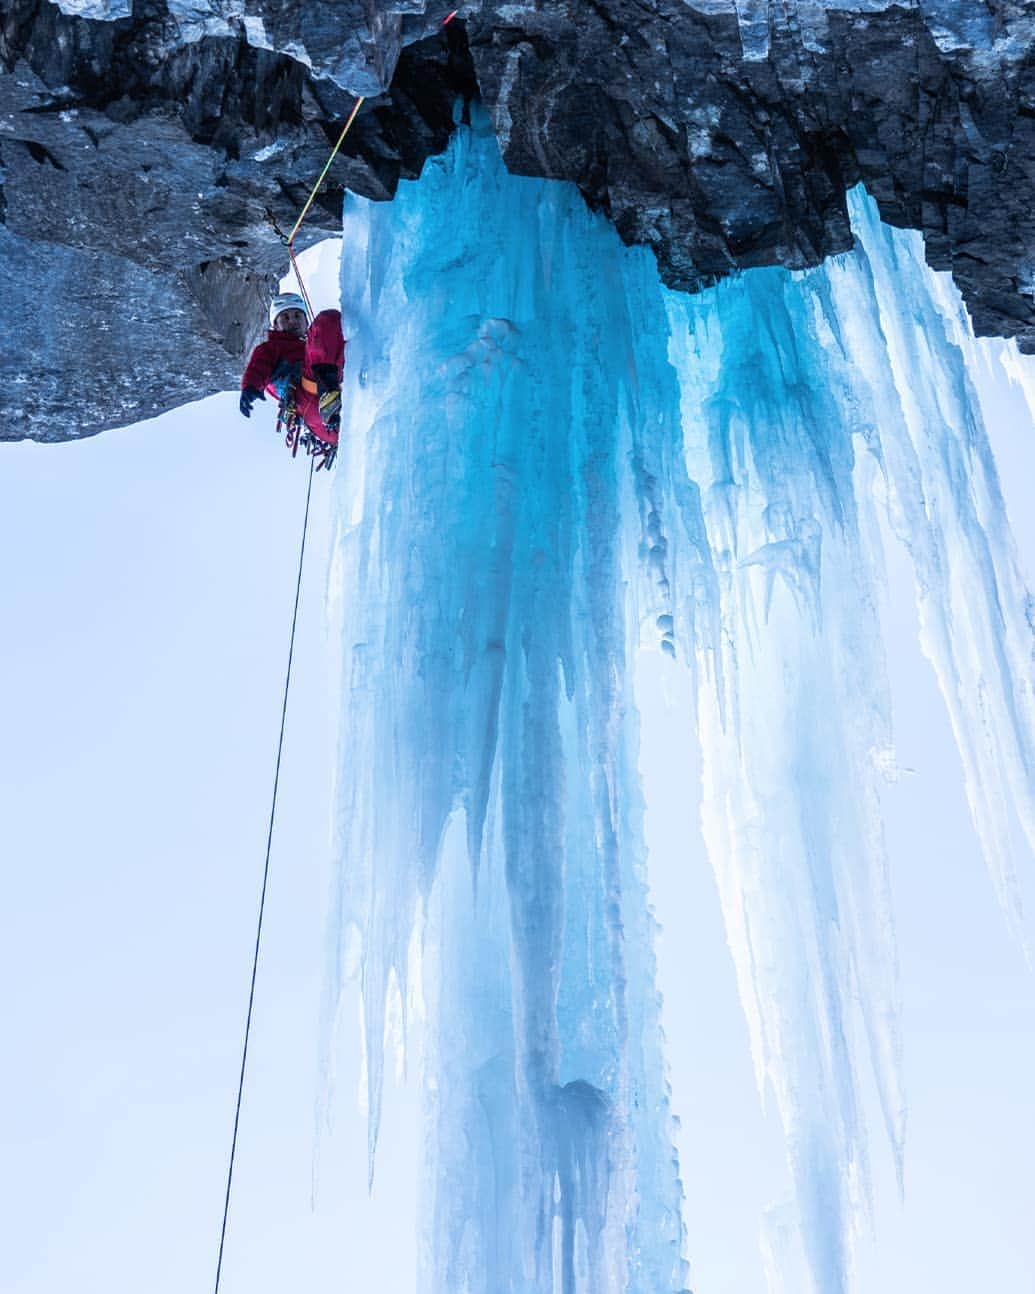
left=269, top=292, right=309, bottom=327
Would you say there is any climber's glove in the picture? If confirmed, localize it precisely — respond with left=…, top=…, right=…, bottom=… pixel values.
left=240, top=386, right=265, bottom=418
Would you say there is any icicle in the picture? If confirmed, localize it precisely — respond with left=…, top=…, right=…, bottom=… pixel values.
left=666, top=260, right=904, bottom=1293
left=321, top=108, right=1035, bottom=1294
left=836, top=189, right=1035, bottom=951
left=325, top=109, right=688, bottom=1291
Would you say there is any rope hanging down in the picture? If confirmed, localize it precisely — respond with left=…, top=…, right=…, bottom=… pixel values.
left=213, top=455, right=316, bottom=1294
left=212, top=12, right=454, bottom=1269
left=213, top=86, right=364, bottom=1294
left=212, top=79, right=369, bottom=1292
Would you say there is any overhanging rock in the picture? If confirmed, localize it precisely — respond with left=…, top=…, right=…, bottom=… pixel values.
left=3, top=1, right=1034, bottom=439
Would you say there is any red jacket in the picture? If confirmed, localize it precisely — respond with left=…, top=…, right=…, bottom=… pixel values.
left=241, top=331, right=306, bottom=399
left=241, top=310, right=346, bottom=446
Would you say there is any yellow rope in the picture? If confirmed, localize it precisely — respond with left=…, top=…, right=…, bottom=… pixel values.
left=287, top=96, right=365, bottom=247
left=281, top=7, right=457, bottom=292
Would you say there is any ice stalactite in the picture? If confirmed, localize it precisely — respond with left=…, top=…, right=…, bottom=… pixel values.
left=668, top=250, right=907, bottom=1294
left=326, top=109, right=689, bottom=1292
left=323, top=108, right=1035, bottom=1293
left=833, top=193, right=1035, bottom=949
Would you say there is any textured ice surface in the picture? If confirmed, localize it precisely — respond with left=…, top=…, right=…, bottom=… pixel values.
left=326, top=111, right=688, bottom=1293
left=668, top=255, right=904, bottom=1294
left=323, top=114, right=1035, bottom=1293
left=833, top=195, right=1035, bottom=951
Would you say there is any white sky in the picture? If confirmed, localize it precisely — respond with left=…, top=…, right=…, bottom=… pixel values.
left=2, top=245, right=1034, bottom=1294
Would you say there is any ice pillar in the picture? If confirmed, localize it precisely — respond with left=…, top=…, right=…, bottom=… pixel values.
left=326, top=110, right=689, bottom=1292
left=322, top=107, right=1035, bottom=1294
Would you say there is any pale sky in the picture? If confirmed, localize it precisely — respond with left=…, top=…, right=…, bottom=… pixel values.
left=2, top=243, right=1033, bottom=1294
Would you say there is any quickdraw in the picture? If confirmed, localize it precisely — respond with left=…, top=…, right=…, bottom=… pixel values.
left=276, top=393, right=337, bottom=470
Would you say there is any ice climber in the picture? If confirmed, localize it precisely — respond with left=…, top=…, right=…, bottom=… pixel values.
left=239, top=293, right=345, bottom=461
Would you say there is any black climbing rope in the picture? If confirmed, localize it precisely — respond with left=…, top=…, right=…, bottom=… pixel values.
left=212, top=454, right=317, bottom=1294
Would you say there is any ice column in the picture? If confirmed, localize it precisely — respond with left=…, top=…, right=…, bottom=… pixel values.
left=323, top=107, right=1035, bottom=1294
left=326, top=111, right=689, bottom=1292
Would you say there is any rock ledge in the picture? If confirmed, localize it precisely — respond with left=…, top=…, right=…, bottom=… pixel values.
left=3, top=1, right=1034, bottom=439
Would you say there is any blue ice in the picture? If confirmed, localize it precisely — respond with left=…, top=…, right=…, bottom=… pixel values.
left=321, top=108, right=1035, bottom=1293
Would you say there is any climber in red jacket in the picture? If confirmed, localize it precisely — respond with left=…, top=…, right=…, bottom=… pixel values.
left=239, top=293, right=345, bottom=446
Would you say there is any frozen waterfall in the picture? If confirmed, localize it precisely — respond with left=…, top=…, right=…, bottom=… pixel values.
left=321, top=109, right=1035, bottom=1293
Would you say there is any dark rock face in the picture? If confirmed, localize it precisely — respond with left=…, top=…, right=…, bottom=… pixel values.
left=469, top=2, right=1035, bottom=353
left=2, top=1, right=1034, bottom=440
left=0, top=0, right=473, bottom=439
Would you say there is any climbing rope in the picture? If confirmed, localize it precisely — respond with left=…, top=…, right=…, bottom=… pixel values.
left=213, top=455, right=316, bottom=1294
left=277, top=95, right=366, bottom=317
left=211, top=79, right=369, bottom=1294
left=211, top=84, right=365, bottom=1292
left=212, top=13, right=460, bottom=1277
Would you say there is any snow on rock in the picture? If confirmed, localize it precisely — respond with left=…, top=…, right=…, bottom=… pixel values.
left=46, top=0, right=130, bottom=17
